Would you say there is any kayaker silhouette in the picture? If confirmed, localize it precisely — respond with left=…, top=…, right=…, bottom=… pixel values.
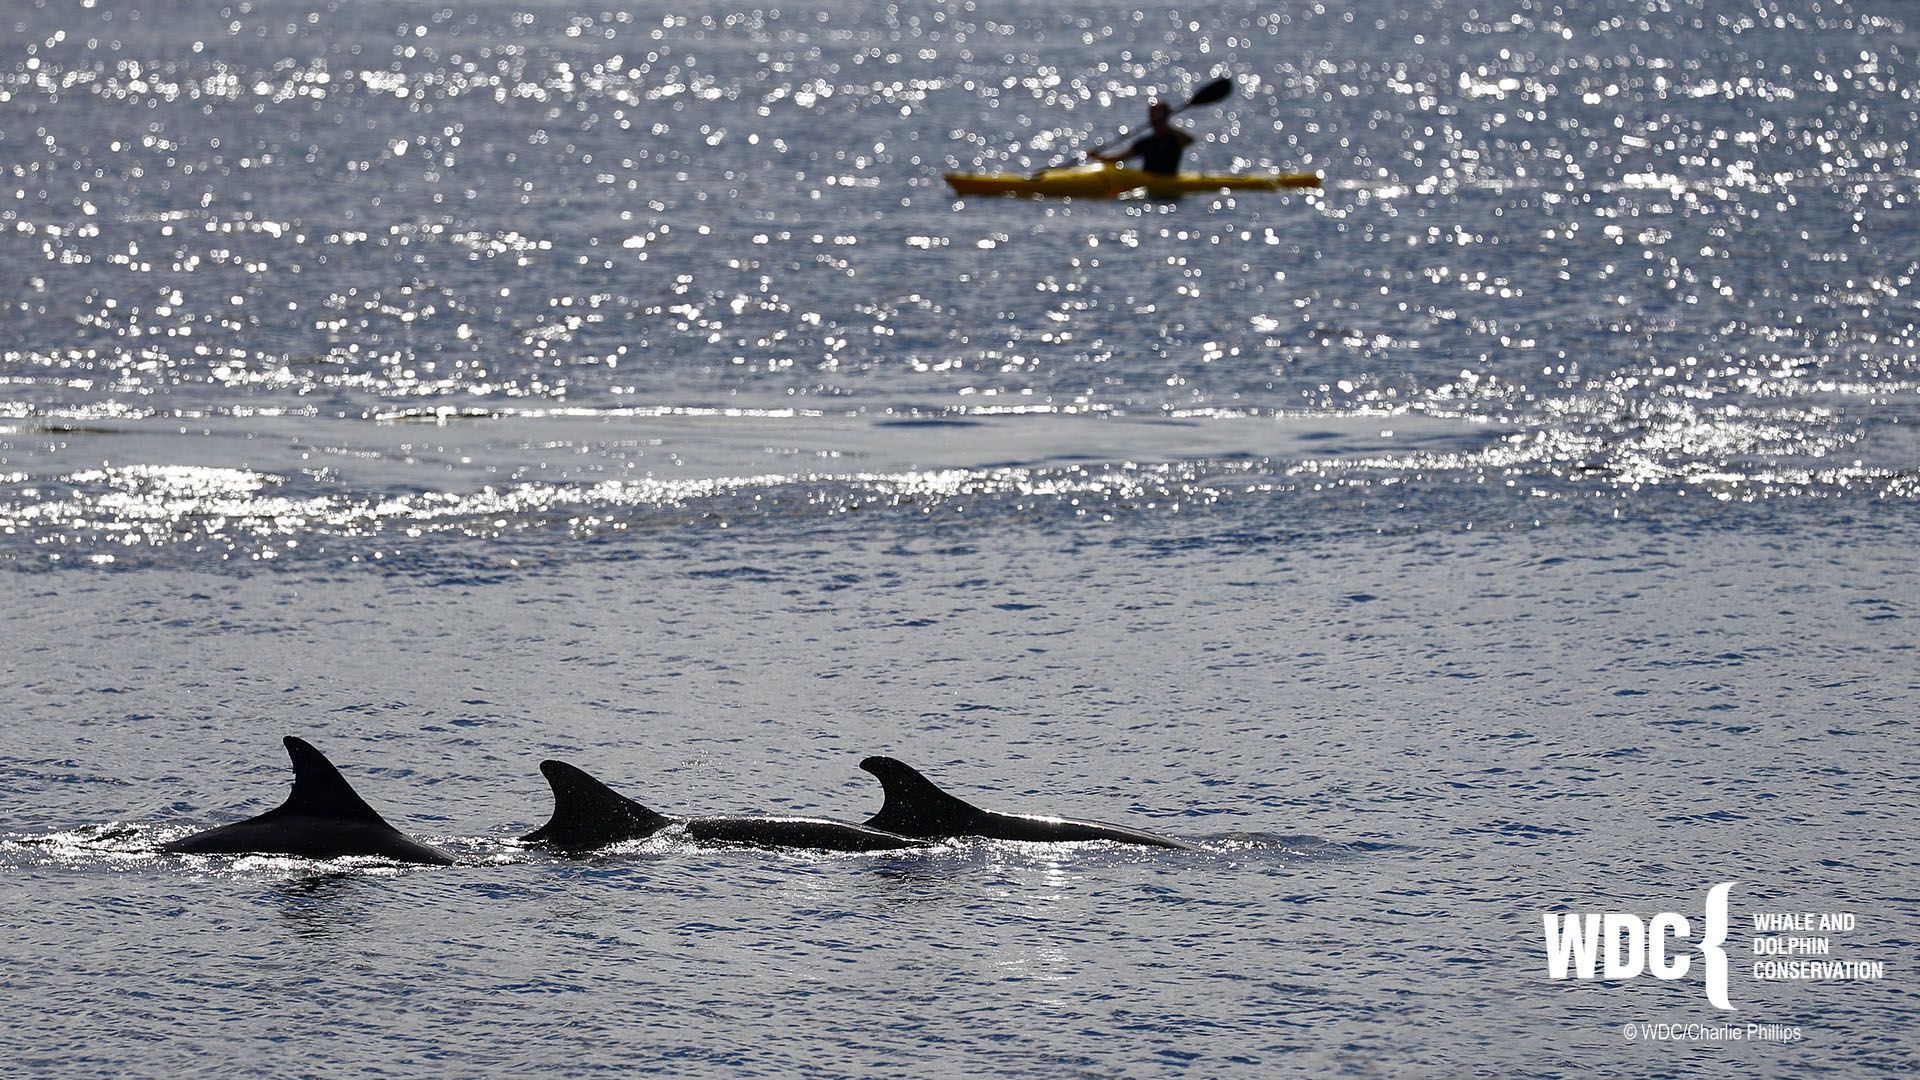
left=943, top=78, right=1326, bottom=197
left=1087, top=101, right=1195, bottom=175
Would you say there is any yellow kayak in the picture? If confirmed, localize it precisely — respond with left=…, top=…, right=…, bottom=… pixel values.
left=945, top=164, right=1321, bottom=199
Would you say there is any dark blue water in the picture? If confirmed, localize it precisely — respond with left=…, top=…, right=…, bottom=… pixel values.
left=3, top=0, right=1916, bottom=1074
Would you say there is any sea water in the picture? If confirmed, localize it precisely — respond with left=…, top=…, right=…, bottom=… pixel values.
left=2, top=1, right=1916, bottom=1074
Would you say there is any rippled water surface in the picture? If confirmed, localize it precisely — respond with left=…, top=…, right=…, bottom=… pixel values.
left=3, top=0, right=1917, bottom=1075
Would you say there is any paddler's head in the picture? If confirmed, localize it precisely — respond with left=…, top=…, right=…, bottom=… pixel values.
left=1148, top=101, right=1173, bottom=131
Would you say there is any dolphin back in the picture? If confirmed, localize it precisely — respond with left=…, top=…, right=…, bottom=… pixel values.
left=685, top=816, right=932, bottom=852
left=161, top=736, right=454, bottom=865
left=973, top=812, right=1201, bottom=850
left=521, top=759, right=671, bottom=852
left=859, top=756, right=1196, bottom=850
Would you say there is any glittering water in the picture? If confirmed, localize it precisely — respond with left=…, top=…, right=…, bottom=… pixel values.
left=2, top=1, right=1917, bottom=1075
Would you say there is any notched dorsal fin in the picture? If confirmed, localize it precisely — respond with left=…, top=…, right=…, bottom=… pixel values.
left=279, top=736, right=390, bottom=824
left=859, top=756, right=982, bottom=834
left=522, top=759, right=669, bottom=848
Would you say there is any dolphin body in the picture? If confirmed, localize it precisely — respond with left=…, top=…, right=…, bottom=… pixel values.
left=161, top=736, right=454, bottom=865
left=521, top=760, right=932, bottom=853
left=859, top=756, right=1199, bottom=850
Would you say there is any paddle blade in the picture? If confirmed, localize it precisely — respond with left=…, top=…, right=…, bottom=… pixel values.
left=1184, top=77, right=1233, bottom=109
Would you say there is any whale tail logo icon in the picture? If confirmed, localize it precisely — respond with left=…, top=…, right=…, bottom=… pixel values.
left=1701, top=881, right=1737, bottom=1010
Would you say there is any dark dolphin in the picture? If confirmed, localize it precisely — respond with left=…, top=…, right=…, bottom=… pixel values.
left=859, top=756, right=1199, bottom=850
left=161, top=736, right=453, bottom=865
left=521, top=760, right=932, bottom=853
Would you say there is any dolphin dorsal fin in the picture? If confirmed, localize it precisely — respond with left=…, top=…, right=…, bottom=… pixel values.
left=860, top=756, right=982, bottom=834
left=278, top=736, right=390, bottom=824
left=522, top=760, right=669, bottom=848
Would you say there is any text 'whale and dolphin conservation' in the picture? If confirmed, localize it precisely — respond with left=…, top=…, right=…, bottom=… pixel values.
left=153, top=737, right=1198, bottom=865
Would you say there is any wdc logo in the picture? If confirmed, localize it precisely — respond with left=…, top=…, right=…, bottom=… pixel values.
left=1542, top=882, right=1737, bottom=1010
